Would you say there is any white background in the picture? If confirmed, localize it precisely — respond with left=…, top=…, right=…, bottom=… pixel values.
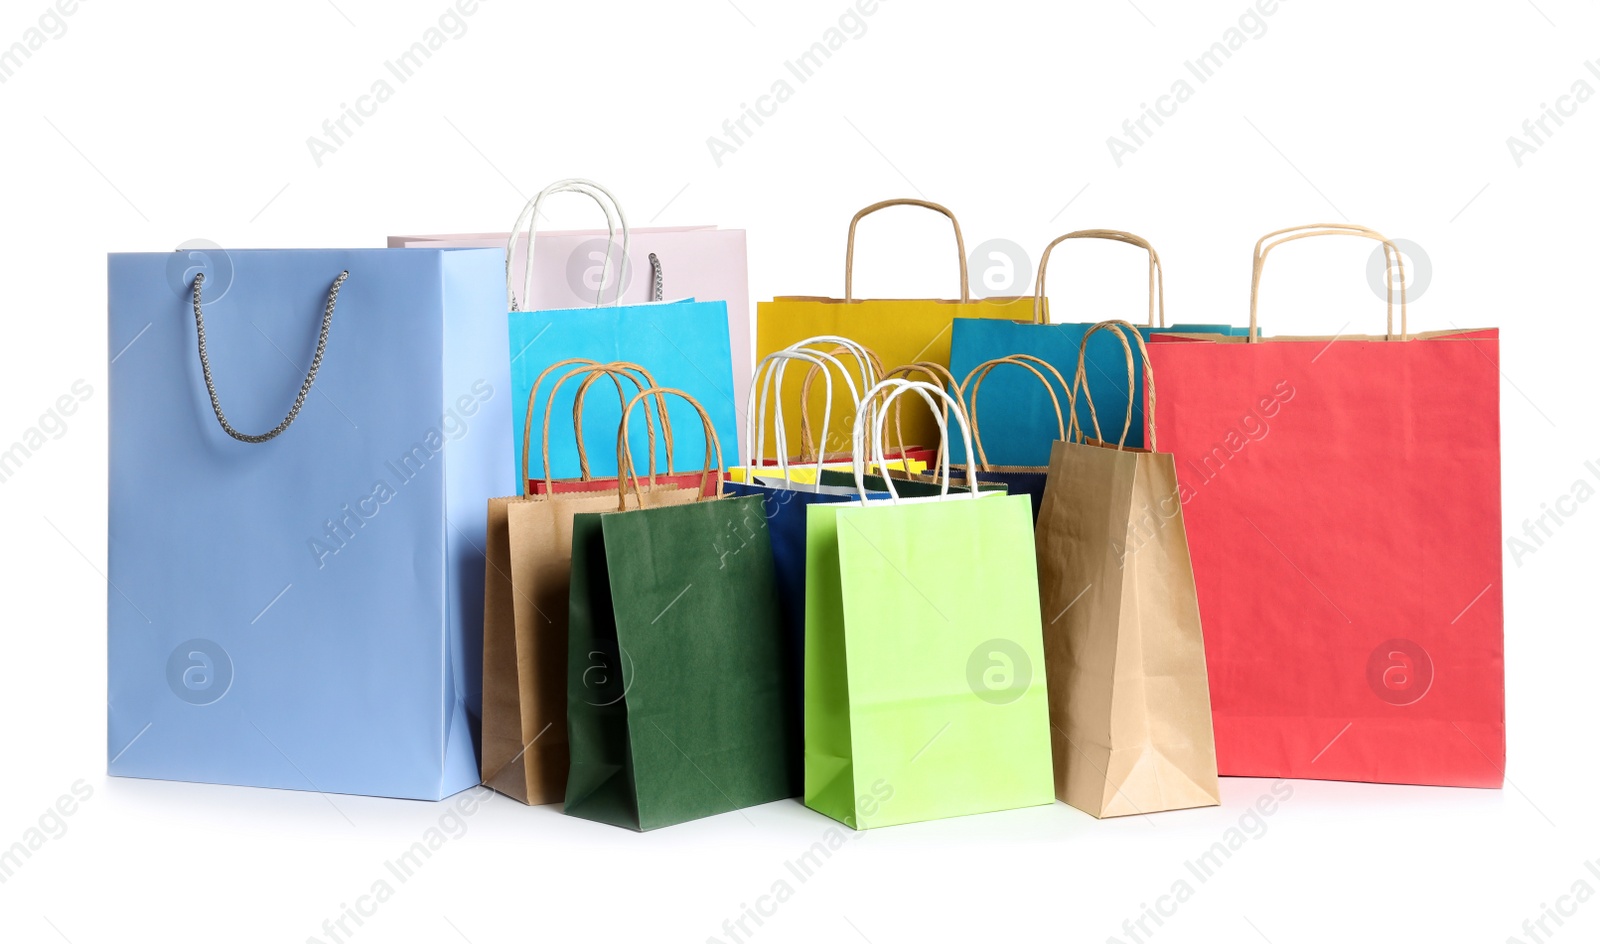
left=1, top=0, right=1595, bottom=941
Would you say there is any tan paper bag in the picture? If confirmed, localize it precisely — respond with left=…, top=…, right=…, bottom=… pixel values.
left=1034, top=320, right=1220, bottom=818
left=482, top=363, right=702, bottom=804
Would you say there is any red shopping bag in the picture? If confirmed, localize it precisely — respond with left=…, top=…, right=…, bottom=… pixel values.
left=1146, top=225, right=1503, bottom=788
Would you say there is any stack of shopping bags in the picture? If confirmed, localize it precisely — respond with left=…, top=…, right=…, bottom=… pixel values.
left=481, top=360, right=704, bottom=806
left=107, top=184, right=1505, bottom=828
left=393, top=177, right=751, bottom=481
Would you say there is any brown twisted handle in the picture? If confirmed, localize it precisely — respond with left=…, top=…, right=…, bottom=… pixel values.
left=879, top=362, right=960, bottom=475
left=845, top=198, right=971, bottom=303
left=1032, top=230, right=1164, bottom=327
left=957, top=355, right=1072, bottom=470
left=533, top=363, right=677, bottom=493
left=616, top=388, right=725, bottom=511
left=569, top=362, right=675, bottom=478
left=795, top=344, right=887, bottom=462
left=520, top=358, right=609, bottom=493
left=1250, top=224, right=1407, bottom=341
left=1067, top=320, right=1156, bottom=451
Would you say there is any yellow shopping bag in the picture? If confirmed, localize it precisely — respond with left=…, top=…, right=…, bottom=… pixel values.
left=756, top=198, right=1032, bottom=456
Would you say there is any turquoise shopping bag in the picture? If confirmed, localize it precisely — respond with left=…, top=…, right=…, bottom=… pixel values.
left=506, top=180, right=738, bottom=490
left=949, top=230, right=1246, bottom=464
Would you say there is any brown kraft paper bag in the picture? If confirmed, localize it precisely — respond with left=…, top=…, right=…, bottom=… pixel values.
left=482, top=362, right=702, bottom=803
left=1034, top=320, right=1220, bottom=818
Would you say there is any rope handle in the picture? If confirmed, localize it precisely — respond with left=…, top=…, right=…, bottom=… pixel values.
left=795, top=341, right=885, bottom=462
left=878, top=361, right=960, bottom=474
left=1032, top=230, right=1164, bottom=327
left=524, top=363, right=669, bottom=491
left=852, top=379, right=980, bottom=504
left=844, top=198, right=971, bottom=303
left=191, top=270, right=347, bottom=444
left=566, top=362, right=678, bottom=479
left=505, top=178, right=628, bottom=311
left=649, top=252, right=663, bottom=302
left=1067, top=320, right=1156, bottom=451
left=1250, top=224, right=1407, bottom=341
left=519, top=358, right=669, bottom=492
left=957, top=355, right=1071, bottom=470
left=746, top=349, right=858, bottom=487
left=615, top=388, right=725, bottom=510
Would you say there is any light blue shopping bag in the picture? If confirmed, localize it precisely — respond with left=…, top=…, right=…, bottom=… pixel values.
left=107, top=246, right=509, bottom=800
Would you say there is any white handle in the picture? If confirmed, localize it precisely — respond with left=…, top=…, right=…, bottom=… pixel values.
left=506, top=179, right=614, bottom=310
left=867, top=382, right=948, bottom=503
left=786, top=335, right=879, bottom=394
left=786, top=335, right=880, bottom=461
left=747, top=349, right=859, bottom=488
left=851, top=379, right=978, bottom=504
left=505, top=178, right=630, bottom=311
left=772, top=349, right=864, bottom=482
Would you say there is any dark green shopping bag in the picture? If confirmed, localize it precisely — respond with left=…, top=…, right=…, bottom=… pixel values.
left=565, top=389, right=795, bottom=830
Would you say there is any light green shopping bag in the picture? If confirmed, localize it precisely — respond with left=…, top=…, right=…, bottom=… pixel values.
left=804, top=379, right=1055, bottom=829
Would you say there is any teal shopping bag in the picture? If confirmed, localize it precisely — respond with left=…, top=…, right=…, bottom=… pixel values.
left=949, top=230, right=1246, bottom=464
left=510, top=299, right=737, bottom=486
left=942, top=354, right=1071, bottom=520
